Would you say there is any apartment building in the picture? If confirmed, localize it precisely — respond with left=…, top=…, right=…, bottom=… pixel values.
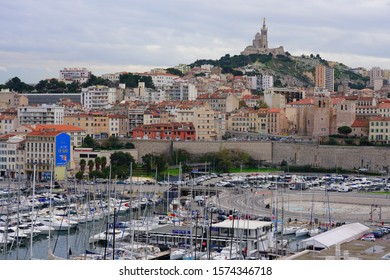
left=241, top=95, right=261, bottom=108
left=0, top=115, right=18, bottom=134
left=108, top=114, right=129, bottom=137
left=315, top=64, right=334, bottom=92
left=196, top=92, right=239, bottom=113
left=193, top=107, right=217, bottom=141
left=165, top=81, right=198, bottom=101
left=143, top=109, right=171, bottom=125
left=59, top=67, right=91, bottom=84
left=18, top=104, right=65, bottom=125
left=227, top=109, right=260, bottom=133
left=266, top=108, right=288, bottom=135
left=1, top=135, right=26, bottom=178
left=369, top=116, right=390, bottom=144
left=0, top=91, right=28, bottom=108
left=81, top=85, right=116, bottom=110
left=132, top=122, right=196, bottom=141
left=369, top=67, right=383, bottom=89
left=146, top=73, right=179, bottom=88
left=25, top=131, right=70, bottom=180
left=264, top=87, right=305, bottom=109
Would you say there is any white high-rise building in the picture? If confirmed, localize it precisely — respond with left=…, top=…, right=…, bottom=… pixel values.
left=59, top=67, right=91, bottom=84
left=81, top=85, right=116, bottom=110
left=262, top=75, right=274, bottom=90
left=18, top=104, right=65, bottom=125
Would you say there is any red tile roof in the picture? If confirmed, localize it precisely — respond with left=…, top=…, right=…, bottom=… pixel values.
left=351, top=119, right=369, bottom=127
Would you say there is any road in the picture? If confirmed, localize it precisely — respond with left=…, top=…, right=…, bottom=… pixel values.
left=211, top=188, right=390, bottom=225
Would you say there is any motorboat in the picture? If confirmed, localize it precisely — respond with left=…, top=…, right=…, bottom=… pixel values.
left=282, top=226, right=300, bottom=235
left=295, top=227, right=309, bottom=237
left=89, top=228, right=130, bottom=244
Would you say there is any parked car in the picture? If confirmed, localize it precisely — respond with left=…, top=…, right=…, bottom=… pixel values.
left=378, top=227, right=389, bottom=234
left=371, top=230, right=384, bottom=238
left=361, top=234, right=375, bottom=242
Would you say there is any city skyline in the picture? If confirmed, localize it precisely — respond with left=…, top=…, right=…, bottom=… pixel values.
left=1, top=0, right=390, bottom=84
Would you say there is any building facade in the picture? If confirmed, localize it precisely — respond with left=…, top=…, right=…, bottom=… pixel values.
left=81, top=86, right=116, bottom=110
left=59, top=67, right=91, bottom=84
left=18, top=105, right=65, bottom=125
left=315, top=64, right=334, bottom=92
left=132, top=122, right=196, bottom=141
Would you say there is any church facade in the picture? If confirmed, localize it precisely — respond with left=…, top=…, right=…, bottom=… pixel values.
left=241, top=18, right=285, bottom=56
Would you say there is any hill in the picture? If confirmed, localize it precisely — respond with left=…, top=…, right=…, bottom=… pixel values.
left=190, top=53, right=369, bottom=90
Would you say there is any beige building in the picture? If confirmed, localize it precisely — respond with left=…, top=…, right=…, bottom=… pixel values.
left=0, top=115, right=18, bottom=134
left=266, top=108, right=288, bottom=135
left=369, top=116, right=390, bottom=144
left=0, top=91, right=28, bottom=108
left=287, top=96, right=331, bottom=138
left=6, top=135, right=25, bottom=179
left=64, top=113, right=95, bottom=136
left=193, top=106, right=218, bottom=141
left=351, top=119, right=369, bottom=138
left=108, top=114, right=129, bottom=137
left=196, top=92, right=239, bottom=113
left=143, top=109, right=171, bottom=125
left=65, top=112, right=119, bottom=139
left=264, top=87, right=305, bottom=109
left=25, top=131, right=67, bottom=181
left=227, top=109, right=260, bottom=133
left=332, top=97, right=356, bottom=134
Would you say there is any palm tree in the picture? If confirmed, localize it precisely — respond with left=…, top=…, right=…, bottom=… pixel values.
left=88, top=159, right=94, bottom=174
left=79, top=159, right=86, bottom=173
left=95, top=156, right=101, bottom=171
left=101, top=156, right=107, bottom=170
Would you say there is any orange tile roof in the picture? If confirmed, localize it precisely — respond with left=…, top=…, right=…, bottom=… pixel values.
left=27, top=131, right=62, bottom=137
left=378, top=103, right=390, bottom=109
left=33, top=124, right=84, bottom=132
left=288, top=98, right=314, bottom=105
left=268, top=108, right=281, bottom=113
left=370, top=116, right=390, bottom=122
left=351, top=119, right=369, bottom=127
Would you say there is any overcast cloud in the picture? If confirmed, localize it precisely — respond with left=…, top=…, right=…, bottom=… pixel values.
left=1, top=0, right=389, bottom=83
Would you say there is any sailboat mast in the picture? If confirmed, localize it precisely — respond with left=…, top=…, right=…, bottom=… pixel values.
left=30, top=163, right=36, bottom=259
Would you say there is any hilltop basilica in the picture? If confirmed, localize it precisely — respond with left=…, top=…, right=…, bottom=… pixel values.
left=241, top=18, right=285, bottom=56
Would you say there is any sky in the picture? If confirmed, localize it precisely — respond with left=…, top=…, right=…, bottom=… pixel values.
left=1, top=0, right=390, bottom=84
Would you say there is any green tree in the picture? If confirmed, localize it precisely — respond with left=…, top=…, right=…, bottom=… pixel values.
left=239, top=100, right=247, bottom=108
left=5, top=77, right=34, bottom=92
left=79, top=159, right=86, bottom=174
left=338, top=126, right=352, bottom=136
left=124, top=142, right=135, bottom=149
left=119, top=73, right=154, bottom=89
left=87, top=159, right=94, bottom=174
left=95, top=156, right=101, bottom=171
left=82, top=135, right=95, bottom=148
left=142, top=153, right=168, bottom=174
left=75, top=171, right=84, bottom=180
left=166, top=68, right=183, bottom=77
left=101, top=156, right=107, bottom=170
left=110, top=151, right=135, bottom=178
left=257, top=100, right=269, bottom=108
left=102, top=135, right=123, bottom=149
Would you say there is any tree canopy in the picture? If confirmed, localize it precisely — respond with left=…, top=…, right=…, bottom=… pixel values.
left=119, top=73, right=154, bottom=89
left=338, top=126, right=352, bottom=136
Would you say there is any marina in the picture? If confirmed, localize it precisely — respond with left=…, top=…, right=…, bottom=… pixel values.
left=1, top=172, right=390, bottom=260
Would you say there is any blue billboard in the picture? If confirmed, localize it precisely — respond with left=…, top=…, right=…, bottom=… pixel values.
left=55, top=132, right=71, bottom=166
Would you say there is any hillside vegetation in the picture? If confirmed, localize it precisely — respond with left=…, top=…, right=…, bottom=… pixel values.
left=191, top=53, right=369, bottom=89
